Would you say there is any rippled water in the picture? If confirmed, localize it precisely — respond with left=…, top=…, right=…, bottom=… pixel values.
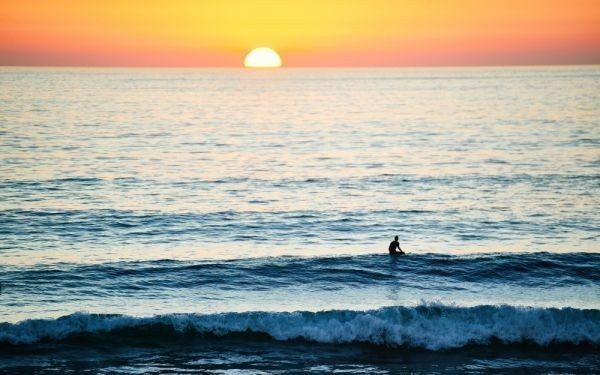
left=0, top=66, right=599, bottom=373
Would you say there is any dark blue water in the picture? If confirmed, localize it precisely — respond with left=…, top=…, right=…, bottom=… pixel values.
left=1, top=253, right=599, bottom=373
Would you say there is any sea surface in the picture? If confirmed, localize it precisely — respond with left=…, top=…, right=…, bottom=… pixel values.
left=0, top=66, right=599, bottom=373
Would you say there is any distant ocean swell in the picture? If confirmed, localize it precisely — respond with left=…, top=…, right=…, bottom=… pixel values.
left=2, top=305, right=598, bottom=351
left=5, top=253, right=599, bottom=294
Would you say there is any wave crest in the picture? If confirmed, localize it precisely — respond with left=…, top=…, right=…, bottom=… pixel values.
left=2, top=304, right=599, bottom=350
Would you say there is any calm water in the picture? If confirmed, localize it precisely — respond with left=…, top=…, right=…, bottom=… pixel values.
left=0, top=66, right=599, bottom=373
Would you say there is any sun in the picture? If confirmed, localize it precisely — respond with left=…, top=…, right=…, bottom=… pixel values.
left=244, top=47, right=282, bottom=68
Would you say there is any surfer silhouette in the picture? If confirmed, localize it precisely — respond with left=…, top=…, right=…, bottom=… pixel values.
left=388, top=236, right=405, bottom=255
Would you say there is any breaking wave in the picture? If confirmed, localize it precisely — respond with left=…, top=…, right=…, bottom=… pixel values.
left=2, top=304, right=598, bottom=351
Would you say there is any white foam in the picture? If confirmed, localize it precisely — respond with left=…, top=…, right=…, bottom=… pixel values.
left=1, top=304, right=598, bottom=350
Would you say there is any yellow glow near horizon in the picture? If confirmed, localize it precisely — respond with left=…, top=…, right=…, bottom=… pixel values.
left=0, top=0, right=599, bottom=66
left=244, top=48, right=282, bottom=68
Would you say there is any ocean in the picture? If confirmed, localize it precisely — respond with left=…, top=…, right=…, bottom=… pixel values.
left=0, top=66, right=599, bottom=373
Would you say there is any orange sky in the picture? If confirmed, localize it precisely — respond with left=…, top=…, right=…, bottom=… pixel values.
left=1, top=0, right=599, bottom=67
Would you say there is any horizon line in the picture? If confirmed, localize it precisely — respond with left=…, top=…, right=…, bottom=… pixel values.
left=2, top=63, right=600, bottom=69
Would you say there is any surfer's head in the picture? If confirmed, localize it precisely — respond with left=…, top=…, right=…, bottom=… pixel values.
left=394, top=236, right=398, bottom=241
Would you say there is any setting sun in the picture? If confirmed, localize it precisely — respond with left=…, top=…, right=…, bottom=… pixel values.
left=244, top=48, right=282, bottom=68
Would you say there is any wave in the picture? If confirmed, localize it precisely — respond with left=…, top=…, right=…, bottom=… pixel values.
left=4, top=253, right=599, bottom=294
left=2, top=304, right=598, bottom=351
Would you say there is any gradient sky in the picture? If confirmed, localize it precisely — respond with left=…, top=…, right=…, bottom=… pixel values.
left=1, top=0, right=599, bottom=67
